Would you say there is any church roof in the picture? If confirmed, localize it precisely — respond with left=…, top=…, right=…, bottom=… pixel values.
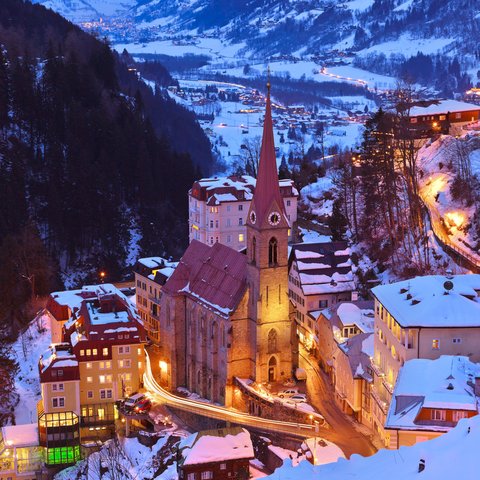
left=163, top=240, right=247, bottom=317
left=251, top=88, right=286, bottom=226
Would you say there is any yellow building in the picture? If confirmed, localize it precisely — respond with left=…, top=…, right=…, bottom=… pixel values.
left=38, top=284, right=147, bottom=467
left=370, top=274, right=480, bottom=446
left=133, top=257, right=177, bottom=344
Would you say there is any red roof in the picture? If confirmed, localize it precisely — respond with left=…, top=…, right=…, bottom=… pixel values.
left=248, top=88, right=288, bottom=228
left=163, top=240, right=247, bottom=316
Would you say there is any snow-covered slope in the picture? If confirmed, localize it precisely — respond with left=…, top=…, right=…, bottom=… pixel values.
left=266, top=414, right=480, bottom=479
left=33, top=0, right=137, bottom=22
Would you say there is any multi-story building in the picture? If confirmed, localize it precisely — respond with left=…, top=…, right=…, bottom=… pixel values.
left=370, top=274, right=480, bottom=446
left=188, top=175, right=298, bottom=250
left=288, top=241, right=356, bottom=348
left=133, top=257, right=177, bottom=344
left=38, top=284, right=146, bottom=467
left=385, top=356, right=480, bottom=448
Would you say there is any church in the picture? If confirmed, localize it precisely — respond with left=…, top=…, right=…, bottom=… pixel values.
left=155, top=85, right=297, bottom=407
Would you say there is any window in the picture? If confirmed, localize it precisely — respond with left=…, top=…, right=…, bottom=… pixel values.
left=57, top=370, right=63, bottom=377
left=100, top=389, right=113, bottom=400
left=432, top=339, right=440, bottom=350
left=453, top=411, right=468, bottom=422
left=87, top=376, right=93, bottom=383
left=238, top=205, right=243, bottom=211
left=80, top=350, right=85, bottom=356
left=268, top=329, right=278, bottom=353
left=455, top=112, right=461, bottom=119
left=119, top=346, right=130, bottom=355
left=187, top=474, right=195, bottom=480
left=227, top=205, right=231, bottom=212
left=92, top=349, right=98, bottom=355
left=201, top=472, right=213, bottom=479
left=453, top=338, right=462, bottom=344
left=319, top=299, right=328, bottom=308
left=210, top=220, right=214, bottom=228
left=52, top=383, right=63, bottom=392
left=87, top=391, right=93, bottom=399
left=227, top=235, right=231, bottom=243
left=86, top=362, right=93, bottom=369
left=86, top=349, right=91, bottom=356
left=239, top=218, right=243, bottom=226
left=52, top=397, right=65, bottom=408
left=226, top=218, right=231, bottom=227
left=431, top=409, right=446, bottom=421
left=238, top=233, right=244, bottom=242
left=210, top=237, right=214, bottom=244
left=286, top=200, right=291, bottom=206
left=268, top=238, right=278, bottom=266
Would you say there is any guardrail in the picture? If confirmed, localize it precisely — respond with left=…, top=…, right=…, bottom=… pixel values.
left=143, top=352, right=320, bottom=438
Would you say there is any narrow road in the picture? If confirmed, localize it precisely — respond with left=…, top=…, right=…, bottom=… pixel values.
left=300, top=349, right=377, bottom=458
left=144, top=352, right=323, bottom=440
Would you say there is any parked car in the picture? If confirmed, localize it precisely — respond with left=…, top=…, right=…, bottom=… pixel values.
left=287, top=394, right=307, bottom=404
left=124, top=393, right=147, bottom=412
left=278, top=388, right=299, bottom=399
left=134, top=398, right=152, bottom=414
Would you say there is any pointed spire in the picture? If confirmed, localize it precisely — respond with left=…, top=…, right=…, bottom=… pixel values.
left=250, top=78, right=286, bottom=226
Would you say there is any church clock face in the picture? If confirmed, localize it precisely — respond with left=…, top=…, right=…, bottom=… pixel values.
left=249, top=211, right=257, bottom=224
left=268, top=211, right=281, bottom=226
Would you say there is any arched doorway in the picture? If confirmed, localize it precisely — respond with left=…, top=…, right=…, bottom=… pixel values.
left=268, top=356, right=277, bottom=382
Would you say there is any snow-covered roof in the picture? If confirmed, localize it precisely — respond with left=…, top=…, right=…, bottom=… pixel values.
left=179, top=427, right=254, bottom=466
left=265, top=415, right=480, bottom=479
left=371, top=274, right=480, bottom=328
left=336, top=303, right=374, bottom=333
left=1, top=424, right=38, bottom=448
left=386, top=356, right=480, bottom=432
left=338, top=332, right=374, bottom=380
left=409, top=100, right=480, bottom=117
left=39, top=344, right=78, bottom=373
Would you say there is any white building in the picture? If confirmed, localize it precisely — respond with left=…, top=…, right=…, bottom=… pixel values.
left=188, top=175, right=298, bottom=251
left=288, top=241, right=356, bottom=346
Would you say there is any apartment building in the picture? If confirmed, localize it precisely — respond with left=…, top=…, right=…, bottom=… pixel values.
left=385, top=356, right=480, bottom=448
left=288, top=241, right=356, bottom=348
left=370, top=274, right=480, bottom=446
left=133, top=257, right=177, bottom=344
left=188, top=175, right=298, bottom=250
left=38, top=284, right=146, bottom=467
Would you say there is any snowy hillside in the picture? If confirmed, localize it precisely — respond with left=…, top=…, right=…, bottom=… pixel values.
left=32, top=0, right=137, bottom=22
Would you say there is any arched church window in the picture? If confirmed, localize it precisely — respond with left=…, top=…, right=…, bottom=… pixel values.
left=268, top=329, right=278, bottom=353
left=269, top=237, right=278, bottom=266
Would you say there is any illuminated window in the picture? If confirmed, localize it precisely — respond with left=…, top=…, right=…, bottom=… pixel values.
left=103, top=348, right=108, bottom=356
left=99, top=375, right=106, bottom=384
left=86, top=362, right=93, bottom=369
left=80, top=350, right=85, bottom=356
left=87, top=376, right=93, bottom=383
left=239, top=233, right=244, bottom=242
left=86, top=349, right=91, bottom=356
left=92, top=349, right=98, bottom=355
left=432, top=339, right=440, bottom=350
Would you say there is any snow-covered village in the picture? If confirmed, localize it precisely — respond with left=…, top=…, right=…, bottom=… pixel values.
left=2, top=1, right=480, bottom=479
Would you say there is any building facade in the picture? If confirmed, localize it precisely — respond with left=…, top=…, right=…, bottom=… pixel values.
left=288, top=242, right=356, bottom=350
left=133, top=257, right=177, bottom=344
left=38, top=284, right=146, bottom=467
left=370, top=274, right=480, bottom=446
left=155, top=87, right=296, bottom=406
left=188, top=175, right=298, bottom=251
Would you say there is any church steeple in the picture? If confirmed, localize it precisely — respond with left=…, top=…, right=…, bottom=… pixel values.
left=247, top=82, right=288, bottom=230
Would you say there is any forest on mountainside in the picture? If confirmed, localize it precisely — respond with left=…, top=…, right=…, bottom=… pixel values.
left=0, top=0, right=212, bottom=336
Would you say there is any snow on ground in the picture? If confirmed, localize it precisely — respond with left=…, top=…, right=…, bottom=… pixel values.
left=265, top=415, right=480, bottom=479
left=325, top=65, right=397, bottom=91
left=358, top=34, right=455, bottom=58
left=299, top=228, right=331, bottom=244
left=114, top=37, right=246, bottom=60
left=11, top=314, right=52, bottom=425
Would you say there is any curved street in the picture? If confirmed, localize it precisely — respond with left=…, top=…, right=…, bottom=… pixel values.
left=300, top=348, right=377, bottom=457
left=144, top=352, right=323, bottom=440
